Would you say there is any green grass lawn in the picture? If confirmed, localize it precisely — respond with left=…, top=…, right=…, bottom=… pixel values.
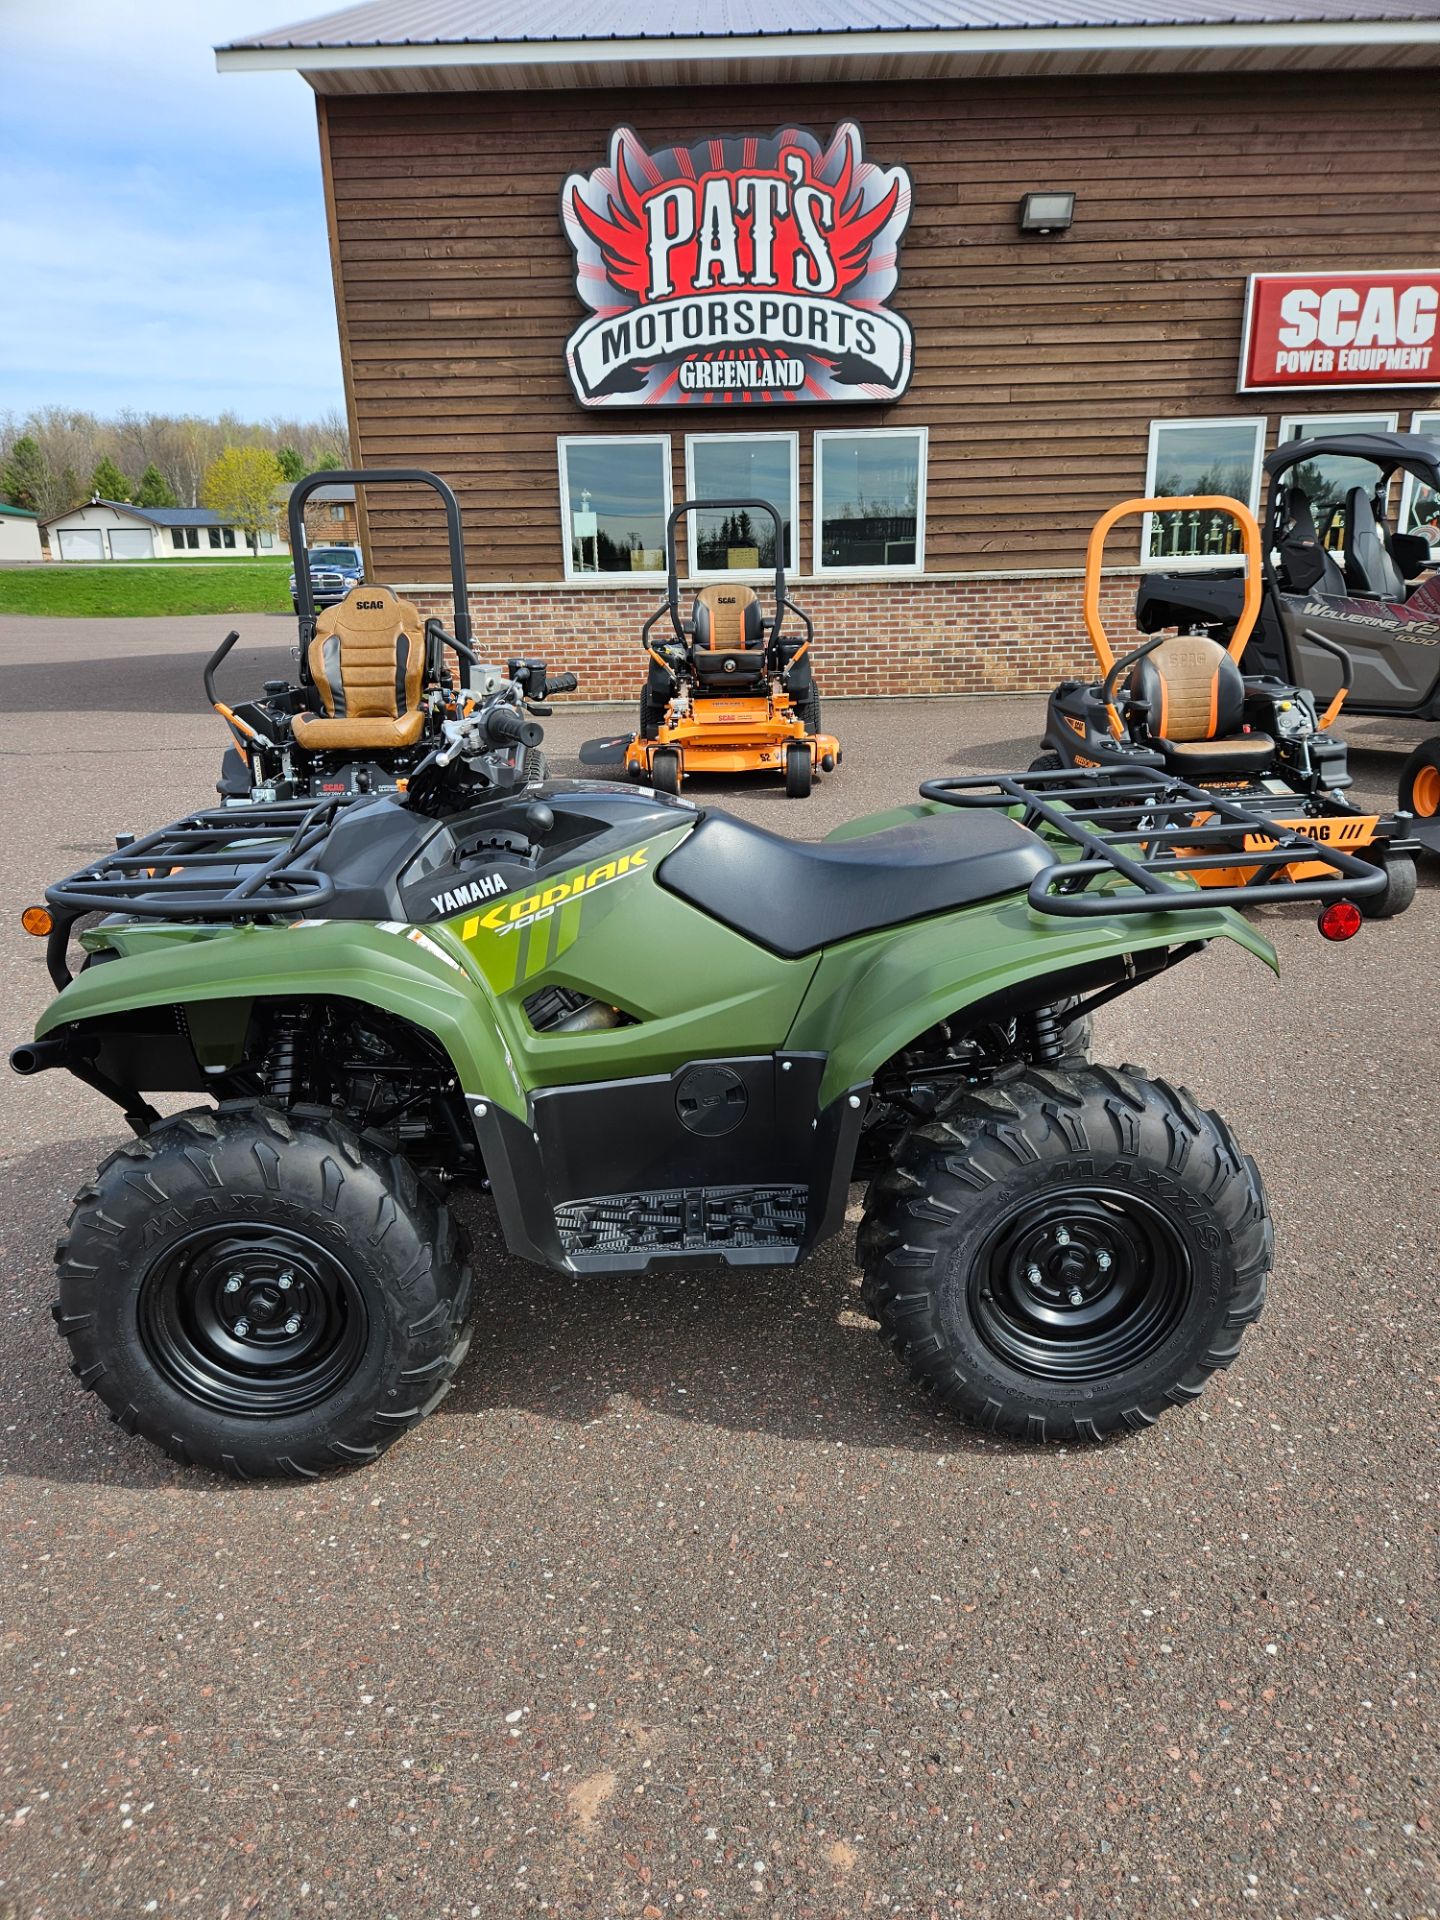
left=0, top=559, right=293, bottom=618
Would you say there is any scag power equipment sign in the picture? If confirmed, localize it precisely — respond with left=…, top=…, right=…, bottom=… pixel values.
left=1240, top=269, right=1440, bottom=390
left=561, top=123, right=914, bottom=408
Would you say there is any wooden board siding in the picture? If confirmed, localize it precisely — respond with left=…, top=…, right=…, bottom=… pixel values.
left=322, top=71, right=1440, bottom=586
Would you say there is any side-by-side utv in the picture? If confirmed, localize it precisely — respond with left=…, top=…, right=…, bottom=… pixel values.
left=1136, top=430, right=1440, bottom=854
left=208, top=469, right=572, bottom=801
left=1033, top=494, right=1418, bottom=916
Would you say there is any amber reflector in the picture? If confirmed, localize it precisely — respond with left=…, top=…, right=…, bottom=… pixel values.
left=1317, top=900, right=1363, bottom=942
left=21, top=906, right=53, bottom=938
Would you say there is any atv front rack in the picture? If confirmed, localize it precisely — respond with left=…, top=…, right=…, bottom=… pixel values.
left=43, top=796, right=369, bottom=987
left=920, top=767, right=1387, bottom=917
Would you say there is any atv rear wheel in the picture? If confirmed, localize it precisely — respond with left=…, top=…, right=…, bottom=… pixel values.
left=53, top=1104, right=473, bottom=1479
left=1358, top=851, right=1417, bottom=920
left=785, top=740, right=813, bottom=798
left=857, top=1064, right=1271, bottom=1442
left=651, top=747, right=682, bottom=795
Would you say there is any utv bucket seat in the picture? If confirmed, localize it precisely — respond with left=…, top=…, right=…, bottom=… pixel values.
left=290, top=584, right=428, bottom=751
left=1277, top=488, right=1345, bottom=595
left=690, top=584, right=767, bottom=690
left=1128, top=633, right=1273, bottom=779
left=1340, top=487, right=1406, bottom=599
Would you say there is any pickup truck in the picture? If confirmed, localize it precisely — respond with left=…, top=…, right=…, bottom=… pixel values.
left=289, top=544, right=364, bottom=613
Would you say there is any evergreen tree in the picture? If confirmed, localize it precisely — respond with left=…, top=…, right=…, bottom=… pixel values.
left=135, top=462, right=179, bottom=508
left=58, top=465, right=82, bottom=511
left=275, top=445, right=306, bottom=483
left=90, top=454, right=133, bottom=502
left=313, top=451, right=343, bottom=471
left=4, top=436, right=52, bottom=513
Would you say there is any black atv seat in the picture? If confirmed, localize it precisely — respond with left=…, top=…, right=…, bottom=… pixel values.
left=1341, top=487, right=1405, bottom=599
left=658, top=810, right=1055, bottom=958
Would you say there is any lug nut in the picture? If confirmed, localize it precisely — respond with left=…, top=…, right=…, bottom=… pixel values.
left=1026, top=1264, right=1043, bottom=1285
left=224, top=1275, right=243, bottom=1294
left=1067, top=1287, right=1084, bottom=1307
left=277, top=1272, right=294, bottom=1291
left=1054, top=1226, right=1071, bottom=1247
left=284, top=1314, right=301, bottom=1335
left=1095, top=1250, right=1112, bottom=1272
left=233, top=1318, right=250, bottom=1336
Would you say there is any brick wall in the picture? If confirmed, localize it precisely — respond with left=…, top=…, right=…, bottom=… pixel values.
left=403, top=571, right=1143, bottom=701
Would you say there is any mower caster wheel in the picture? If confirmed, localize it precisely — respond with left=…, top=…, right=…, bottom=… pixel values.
left=52, top=1103, right=474, bottom=1479
left=820, top=752, right=836, bottom=773
left=651, top=747, right=682, bottom=795
left=1359, top=852, right=1417, bottom=920
left=1399, top=739, right=1440, bottom=831
left=857, top=1064, right=1272, bottom=1443
left=785, top=741, right=813, bottom=798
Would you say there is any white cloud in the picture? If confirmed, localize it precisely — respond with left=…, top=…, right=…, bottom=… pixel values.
left=0, top=0, right=344, bottom=417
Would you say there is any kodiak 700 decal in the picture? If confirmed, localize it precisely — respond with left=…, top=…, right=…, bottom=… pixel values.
left=561, top=123, right=914, bottom=408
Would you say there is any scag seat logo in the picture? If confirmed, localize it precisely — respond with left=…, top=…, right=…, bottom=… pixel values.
left=461, top=848, right=648, bottom=939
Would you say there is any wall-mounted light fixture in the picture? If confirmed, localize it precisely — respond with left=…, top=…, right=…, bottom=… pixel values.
left=1018, top=191, right=1076, bottom=235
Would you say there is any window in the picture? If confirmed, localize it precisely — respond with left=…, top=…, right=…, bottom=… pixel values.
left=1141, top=418, right=1265, bottom=568
left=1277, top=413, right=1400, bottom=549
left=222, top=528, right=236, bottom=549
left=258, top=530, right=274, bottom=550
left=1400, top=411, right=1440, bottom=559
left=331, top=504, right=347, bottom=523
left=208, top=527, right=223, bottom=550
left=173, top=525, right=198, bottom=550
left=684, top=433, right=798, bottom=574
left=558, top=436, right=671, bottom=581
left=814, top=429, right=926, bottom=574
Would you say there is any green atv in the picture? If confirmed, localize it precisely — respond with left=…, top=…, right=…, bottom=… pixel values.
left=13, top=705, right=1385, bottom=1479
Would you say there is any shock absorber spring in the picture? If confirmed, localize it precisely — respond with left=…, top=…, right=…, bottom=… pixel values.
left=264, top=1007, right=307, bottom=1106
left=1030, top=1004, right=1064, bottom=1067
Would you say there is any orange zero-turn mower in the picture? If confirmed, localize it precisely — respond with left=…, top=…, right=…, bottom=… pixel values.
left=1029, top=493, right=1419, bottom=917
left=622, top=500, right=840, bottom=799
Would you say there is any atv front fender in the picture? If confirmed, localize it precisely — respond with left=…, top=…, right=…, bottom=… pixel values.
left=788, top=891, right=1277, bottom=1109
left=34, top=920, right=527, bottom=1114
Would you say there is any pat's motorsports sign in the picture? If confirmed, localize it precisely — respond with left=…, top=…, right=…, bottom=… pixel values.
left=561, top=123, right=914, bottom=408
left=1239, top=269, right=1440, bottom=390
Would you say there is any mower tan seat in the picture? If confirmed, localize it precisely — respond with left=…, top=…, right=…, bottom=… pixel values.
left=691, top=584, right=765, bottom=687
left=1130, top=634, right=1274, bottom=779
left=291, top=585, right=428, bottom=751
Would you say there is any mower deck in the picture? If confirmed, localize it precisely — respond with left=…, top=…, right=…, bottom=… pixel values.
left=625, top=696, right=840, bottom=782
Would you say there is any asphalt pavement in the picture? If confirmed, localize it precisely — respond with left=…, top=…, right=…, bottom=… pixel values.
left=1, top=612, right=1436, bottom=1918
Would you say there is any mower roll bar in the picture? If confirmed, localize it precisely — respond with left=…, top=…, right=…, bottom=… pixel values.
left=659, top=499, right=791, bottom=649
left=287, top=468, right=474, bottom=658
left=1086, top=495, right=1263, bottom=739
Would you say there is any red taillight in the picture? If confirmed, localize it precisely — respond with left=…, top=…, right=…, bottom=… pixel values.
left=1318, top=899, right=1363, bottom=942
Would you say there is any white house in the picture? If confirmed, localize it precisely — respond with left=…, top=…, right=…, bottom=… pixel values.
left=0, top=503, right=43, bottom=563
left=39, top=498, right=289, bottom=561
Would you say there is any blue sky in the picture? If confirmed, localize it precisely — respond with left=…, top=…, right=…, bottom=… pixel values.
left=0, top=1, right=344, bottom=419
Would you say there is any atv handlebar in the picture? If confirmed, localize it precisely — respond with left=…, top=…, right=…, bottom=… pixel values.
left=546, top=672, right=578, bottom=696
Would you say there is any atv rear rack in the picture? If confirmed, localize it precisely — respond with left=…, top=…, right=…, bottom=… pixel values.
left=920, top=766, right=1387, bottom=917
left=43, top=796, right=368, bottom=987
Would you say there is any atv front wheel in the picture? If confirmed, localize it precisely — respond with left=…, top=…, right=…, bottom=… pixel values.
left=785, top=740, right=813, bottom=798
left=858, top=1065, right=1271, bottom=1442
left=1359, top=851, right=1417, bottom=920
left=53, top=1104, right=473, bottom=1478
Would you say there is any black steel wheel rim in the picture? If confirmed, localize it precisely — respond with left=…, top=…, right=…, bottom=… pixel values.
left=137, top=1224, right=369, bottom=1418
left=969, top=1187, right=1192, bottom=1383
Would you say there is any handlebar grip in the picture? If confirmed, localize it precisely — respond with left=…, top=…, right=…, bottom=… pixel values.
left=547, top=672, right=578, bottom=695
left=484, top=705, right=543, bottom=749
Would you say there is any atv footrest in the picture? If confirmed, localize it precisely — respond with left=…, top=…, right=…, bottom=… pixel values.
left=556, top=1183, right=808, bottom=1268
